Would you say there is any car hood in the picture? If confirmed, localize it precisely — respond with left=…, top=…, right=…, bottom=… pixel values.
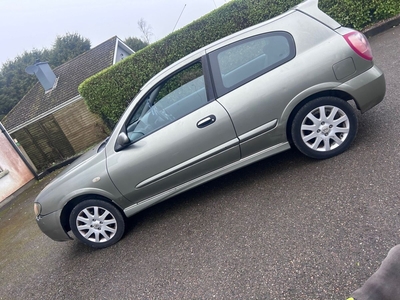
left=36, top=139, right=108, bottom=203
left=59, top=139, right=107, bottom=177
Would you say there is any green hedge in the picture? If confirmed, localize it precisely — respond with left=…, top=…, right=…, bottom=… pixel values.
left=79, top=0, right=400, bottom=129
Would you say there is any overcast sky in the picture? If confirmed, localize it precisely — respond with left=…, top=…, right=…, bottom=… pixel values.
left=0, top=0, right=230, bottom=66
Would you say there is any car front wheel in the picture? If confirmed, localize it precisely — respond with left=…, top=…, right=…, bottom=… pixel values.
left=291, top=97, right=358, bottom=159
left=69, top=199, right=125, bottom=248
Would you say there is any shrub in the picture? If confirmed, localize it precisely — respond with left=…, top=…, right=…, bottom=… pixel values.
left=79, top=0, right=400, bottom=128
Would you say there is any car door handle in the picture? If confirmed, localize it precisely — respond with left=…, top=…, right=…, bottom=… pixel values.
left=197, top=115, right=216, bottom=128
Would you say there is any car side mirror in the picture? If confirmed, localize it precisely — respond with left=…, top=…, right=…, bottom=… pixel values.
left=117, top=132, right=130, bottom=147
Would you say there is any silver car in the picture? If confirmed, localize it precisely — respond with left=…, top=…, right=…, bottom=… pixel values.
left=34, top=0, right=385, bottom=248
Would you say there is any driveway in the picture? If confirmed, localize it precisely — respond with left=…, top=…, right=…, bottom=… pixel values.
left=1, top=25, right=400, bottom=299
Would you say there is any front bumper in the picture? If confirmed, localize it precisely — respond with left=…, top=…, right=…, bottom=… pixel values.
left=36, top=209, right=72, bottom=242
left=335, top=65, right=386, bottom=113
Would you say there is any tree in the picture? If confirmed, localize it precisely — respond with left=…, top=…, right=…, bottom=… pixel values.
left=123, top=37, right=149, bottom=52
left=50, top=33, right=90, bottom=66
left=0, top=49, right=50, bottom=119
left=0, top=33, right=90, bottom=120
left=137, top=18, right=153, bottom=44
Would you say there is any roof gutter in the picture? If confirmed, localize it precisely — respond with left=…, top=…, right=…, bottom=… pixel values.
left=0, top=122, right=38, bottom=179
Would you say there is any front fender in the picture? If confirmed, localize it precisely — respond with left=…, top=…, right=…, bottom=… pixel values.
left=58, top=187, right=130, bottom=212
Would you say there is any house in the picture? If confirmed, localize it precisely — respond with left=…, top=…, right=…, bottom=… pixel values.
left=0, top=122, right=35, bottom=203
left=2, top=36, right=134, bottom=172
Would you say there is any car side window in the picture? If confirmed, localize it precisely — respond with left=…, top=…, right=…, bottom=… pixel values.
left=209, top=31, right=295, bottom=96
left=126, top=61, right=207, bottom=142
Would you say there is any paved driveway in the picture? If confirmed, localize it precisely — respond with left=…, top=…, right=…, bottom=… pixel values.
left=1, top=25, right=399, bottom=300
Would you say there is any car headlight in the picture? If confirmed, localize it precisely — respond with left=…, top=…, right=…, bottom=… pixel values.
left=34, top=202, right=42, bottom=217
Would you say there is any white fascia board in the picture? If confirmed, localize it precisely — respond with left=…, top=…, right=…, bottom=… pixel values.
left=112, top=37, right=135, bottom=65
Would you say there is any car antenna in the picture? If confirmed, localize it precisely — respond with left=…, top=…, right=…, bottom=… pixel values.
left=172, top=4, right=186, bottom=32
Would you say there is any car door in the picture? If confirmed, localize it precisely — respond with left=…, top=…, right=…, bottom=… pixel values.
left=106, top=60, right=240, bottom=203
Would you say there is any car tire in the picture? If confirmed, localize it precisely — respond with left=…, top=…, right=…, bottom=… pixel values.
left=69, top=199, right=125, bottom=248
left=291, top=97, right=358, bottom=159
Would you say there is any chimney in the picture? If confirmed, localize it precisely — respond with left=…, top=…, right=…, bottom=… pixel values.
left=25, top=61, right=57, bottom=92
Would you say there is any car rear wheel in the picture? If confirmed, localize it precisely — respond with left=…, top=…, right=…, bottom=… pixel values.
left=291, top=97, right=358, bottom=159
left=69, top=199, right=125, bottom=248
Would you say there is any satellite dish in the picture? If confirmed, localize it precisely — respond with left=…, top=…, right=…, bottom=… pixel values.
left=25, top=65, right=39, bottom=75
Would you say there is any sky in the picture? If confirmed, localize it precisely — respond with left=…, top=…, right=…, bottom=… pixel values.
left=0, top=0, right=231, bottom=66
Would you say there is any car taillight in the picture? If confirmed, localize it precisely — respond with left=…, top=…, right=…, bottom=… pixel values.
left=343, top=31, right=373, bottom=60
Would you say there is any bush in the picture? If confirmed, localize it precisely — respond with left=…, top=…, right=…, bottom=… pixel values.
left=320, top=0, right=400, bottom=30
left=79, top=0, right=400, bottom=128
